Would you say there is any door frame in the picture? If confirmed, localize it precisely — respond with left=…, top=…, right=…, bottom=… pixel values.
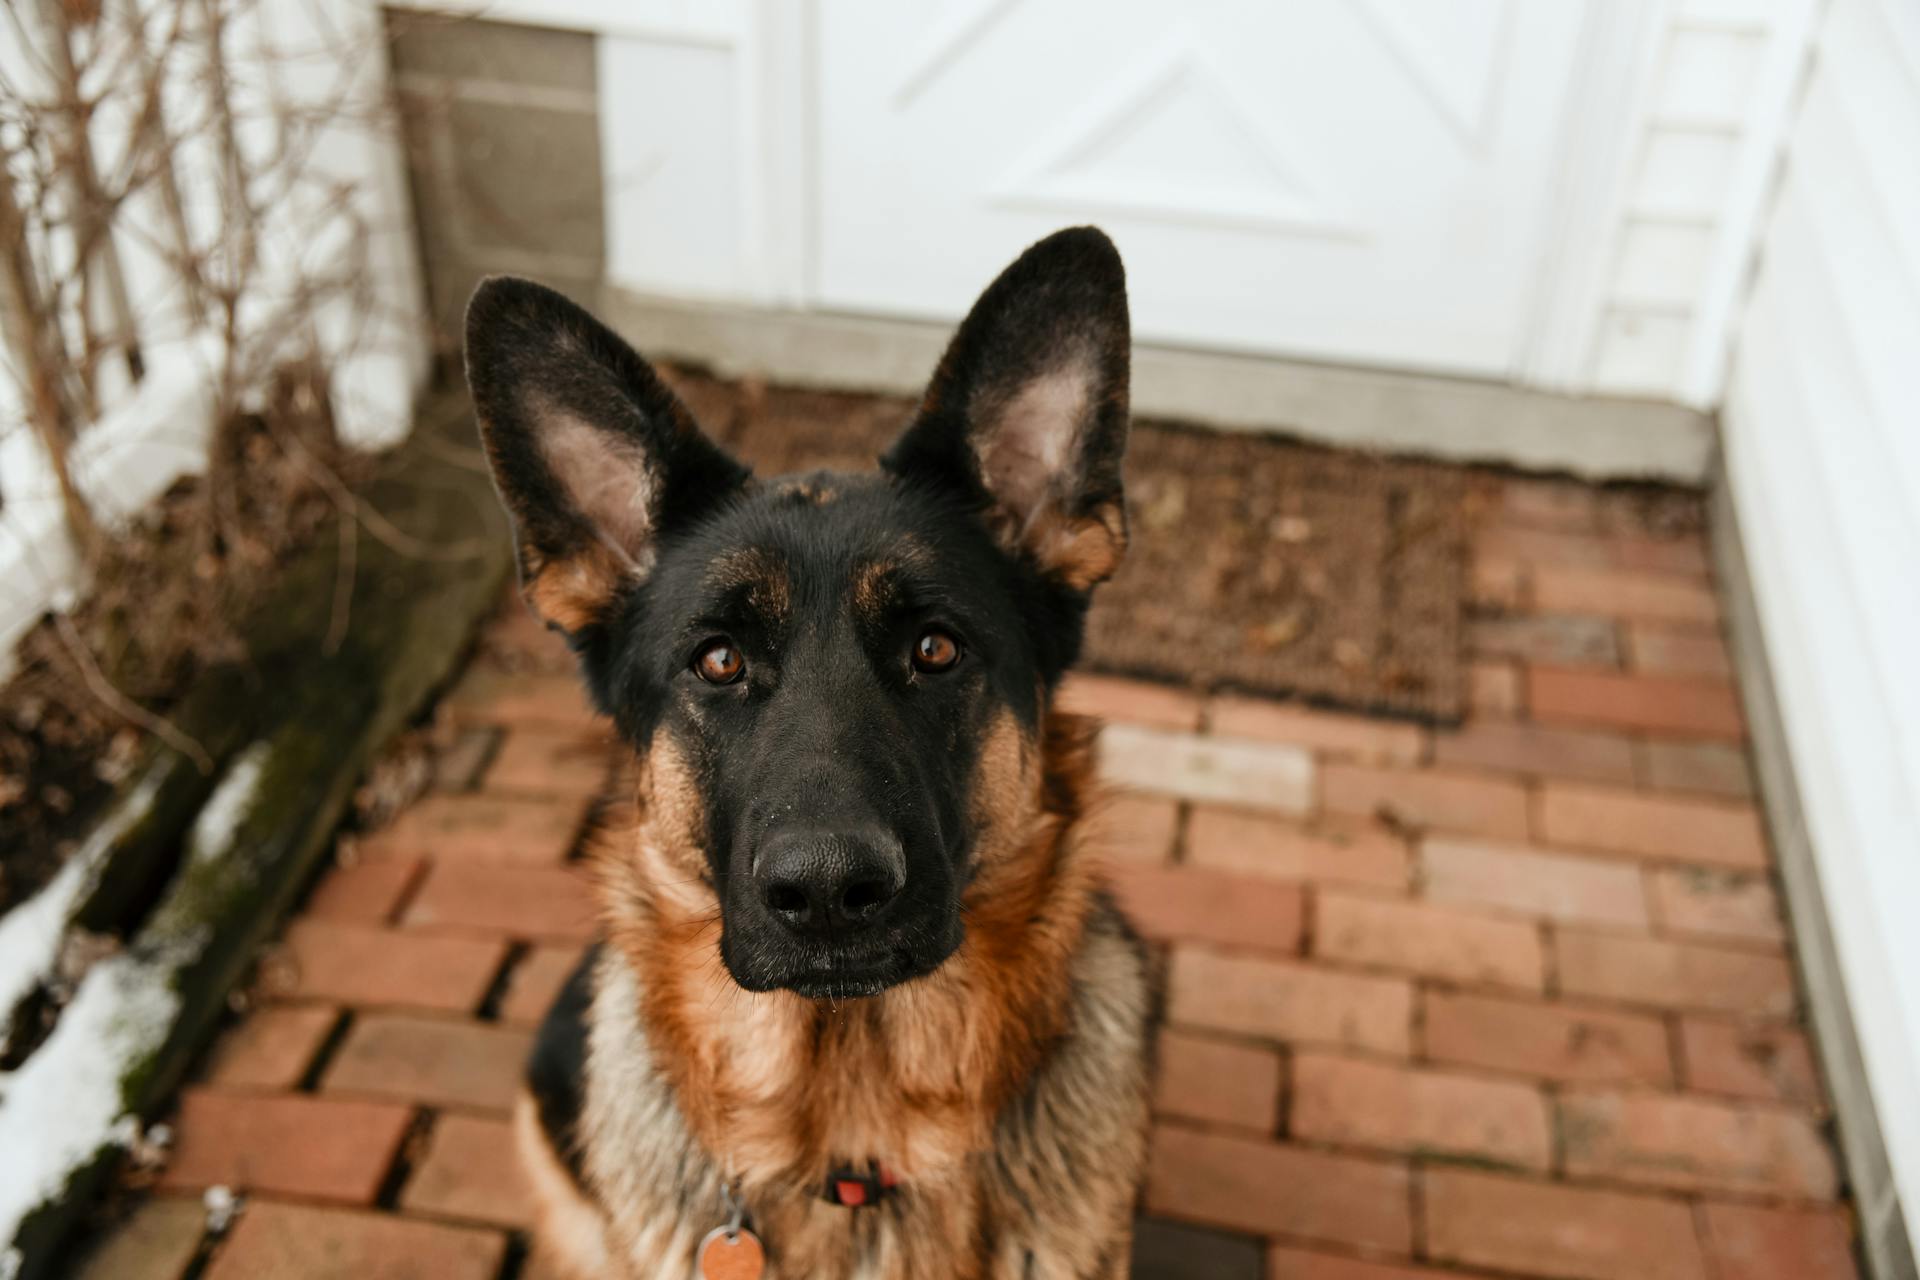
left=1510, top=0, right=1674, bottom=394
left=391, top=0, right=1680, bottom=401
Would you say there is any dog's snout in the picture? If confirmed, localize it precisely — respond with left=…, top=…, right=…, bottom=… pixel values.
left=757, top=828, right=905, bottom=935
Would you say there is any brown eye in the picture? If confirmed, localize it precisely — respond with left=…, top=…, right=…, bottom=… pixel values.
left=694, top=639, right=745, bottom=685
left=911, top=629, right=961, bottom=673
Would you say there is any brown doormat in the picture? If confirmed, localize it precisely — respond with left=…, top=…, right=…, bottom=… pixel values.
left=667, top=370, right=1468, bottom=724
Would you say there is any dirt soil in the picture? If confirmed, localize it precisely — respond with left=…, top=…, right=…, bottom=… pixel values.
left=0, top=368, right=367, bottom=914
left=665, top=368, right=1472, bottom=722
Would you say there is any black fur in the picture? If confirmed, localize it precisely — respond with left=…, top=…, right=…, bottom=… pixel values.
left=527, top=944, right=599, bottom=1183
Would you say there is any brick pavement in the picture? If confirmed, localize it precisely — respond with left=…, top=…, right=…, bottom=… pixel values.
left=73, top=475, right=1859, bottom=1279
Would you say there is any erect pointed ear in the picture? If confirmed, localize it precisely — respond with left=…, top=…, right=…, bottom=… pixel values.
left=882, top=226, right=1131, bottom=591
left=464, top=277, right=750, bottom=635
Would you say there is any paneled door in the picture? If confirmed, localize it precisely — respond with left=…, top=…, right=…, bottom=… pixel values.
left=814, top=0, right=1595, bottom=378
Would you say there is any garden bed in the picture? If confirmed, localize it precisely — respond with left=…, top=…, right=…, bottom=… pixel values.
left=0, top=389, right=510, bottom=1278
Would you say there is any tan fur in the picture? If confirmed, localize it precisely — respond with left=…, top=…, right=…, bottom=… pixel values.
left=524, top=540, right=634, bottom=635
left=850, top=558, right=899, bottom=619
left=706, top=546, right=791, bottom=623
left=555, top=709, right=1150, bottom=1278
left=775, top=478, right=839, bottom=505
left=515, top=1090, right=616, bottom=1279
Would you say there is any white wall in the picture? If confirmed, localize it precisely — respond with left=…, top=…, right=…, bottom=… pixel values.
left=1720, top=0, right=1920, bottom=1271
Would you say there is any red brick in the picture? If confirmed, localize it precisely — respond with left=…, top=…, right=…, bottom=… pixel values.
left=1290, top=1051, right=1550, bottom=1170
left=401, top=1113, right=533, bottom=1227
left=1501, top=479, right=1599, bottom=531
left=272, top=919, right=506, bottom=1013
left=1146, top=1126, right=1410, bottom=1252
left=1469, top=660, right=1523, bottom=717
left=1532, top=566, right=1719, bottom=626
left=362, top=793, right=588, bottom=866
left=1701, top=1203, right=1858, bottom=1280
left=433, top=726, right=499, bottom=793
left=1432, top=720, right=1636, bottom=785
left=71, top=1197, right=206, bottom=1280
left=448, top=669, right=600, bottom=730
left=1557, top=1090, right=1837, bottom=1198
left=1609, top=535, right=1711, bottom=578
left=325, top=1013, right=533, bottom=1112
left=1479, top=525, right=1613, bottom=572
left=1267, top=1249, right=1463, bottom=1280
left=1320, top=765, right=1529, bottom=840
left=484, top=602, right=575, bottom=673
left=159, top=1089, right=412, bottom=1203
left=305, top=856, right=424, bottom=924
left=1471, top=556, right=1526, bottom=612
left=1422, top=837, right=1647, bottom=927
left=1680, top=1017, right=1822, bottom=1105
left=1057, top=672, right=1202, bottom=731
left=206, top=1004, right=339, bottom=1089
left=205, top=1201, right=504, bottom=1280
left=1480, top=526, right=1709, bottom=578
left=1636, top=739, right=1753, bottom=798
left=1109, top=863, right=1302, bottom=954
left=1537, top=783, right=1768, bottom=870
left=1167, top=948, right=1411, bottom=1055
left=1088, top=794, right=1180, bottom=864
left=1422, top=990, right=1672, bottom=1087
left=1186, top=808, right=1409, bottom=890
left=1556, top=929, right=1795, bottom=1016
left=1471, top=614, right=1622, bottom=668
left=1530, top=667, right=1744, bottom=741
left=1153, top=1030, right=1282, bottom=1132
left=1207, top=699, right=1424, bottom=765
left=1315, top=892, right=1543, bottom=990
left=499, top=944, right=587, bottom=1028
left=403, top=862, right=597, bottom=942
left=1100, top=723, right=1315, bottom=813
left=482, top=727, right=611, bottom=798
left=1424, top=1168, right=1706, bottom=1280
left=1626, top=623, right=1732, bottom=679
left=1648, top=866, right=1784, bottom=943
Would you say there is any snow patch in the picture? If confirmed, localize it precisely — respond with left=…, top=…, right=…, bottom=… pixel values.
left=0, top=770, right=164, bottom=1029
left=0, top=950, right=180, bottom=1247
left=187, top=744, right=268, bottom=865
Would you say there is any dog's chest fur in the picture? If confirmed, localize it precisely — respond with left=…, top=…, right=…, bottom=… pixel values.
left=564, top=900, right=1149, bottom=1279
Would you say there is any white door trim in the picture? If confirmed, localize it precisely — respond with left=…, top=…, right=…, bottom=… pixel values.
left=1678, top=0, right=1824, bottom=407
left=1514, top=0, right=1675, bottom=393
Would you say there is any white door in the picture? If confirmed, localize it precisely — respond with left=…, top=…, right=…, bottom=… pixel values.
left=814, top=1, right=1593, bottom=378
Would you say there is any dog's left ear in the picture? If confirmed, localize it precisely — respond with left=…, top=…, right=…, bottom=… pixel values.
left=465, top=277, right=751, bottom=635
left=883, top=226, right=1131, bottom=592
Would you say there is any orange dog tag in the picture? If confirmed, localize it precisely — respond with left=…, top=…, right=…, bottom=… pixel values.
left=699, top=1225, right=766, bottom=1280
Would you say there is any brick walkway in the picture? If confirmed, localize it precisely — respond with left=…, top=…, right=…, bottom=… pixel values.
left=75, top=476, right=1858, bottom=1280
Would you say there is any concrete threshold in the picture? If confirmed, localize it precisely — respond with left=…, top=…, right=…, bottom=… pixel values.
left=599, top=286, right=1717, bottom=485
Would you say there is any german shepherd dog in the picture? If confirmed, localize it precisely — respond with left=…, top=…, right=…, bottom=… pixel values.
left=464, top=227, right=1151, bottom=1279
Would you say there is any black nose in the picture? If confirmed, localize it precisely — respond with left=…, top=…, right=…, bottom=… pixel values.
left=757, top=828, right=905, bottom=936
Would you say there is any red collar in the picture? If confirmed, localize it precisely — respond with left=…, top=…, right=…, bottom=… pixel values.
left=822, top=1161, right=899, bottom=1207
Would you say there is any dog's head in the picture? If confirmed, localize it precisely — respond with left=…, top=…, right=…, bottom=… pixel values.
left=465, top=228, right=1129, bottom=999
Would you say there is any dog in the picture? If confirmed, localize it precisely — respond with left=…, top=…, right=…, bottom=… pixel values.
left=464, top=227, right=1152, bottom=1279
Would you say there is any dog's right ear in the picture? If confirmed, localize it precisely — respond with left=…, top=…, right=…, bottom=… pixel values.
left=464, top=277, right=750, bottom=635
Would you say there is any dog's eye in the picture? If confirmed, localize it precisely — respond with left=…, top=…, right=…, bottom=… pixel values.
left=911, top=629, right=961, bottom=674
left=693, top=639, right=745, bottom=685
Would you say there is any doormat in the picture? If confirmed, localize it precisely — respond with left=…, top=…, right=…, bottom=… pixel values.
left=668, top=369, right=1468, bottom=723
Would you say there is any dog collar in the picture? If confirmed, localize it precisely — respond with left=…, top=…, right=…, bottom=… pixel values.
left=822, top=1160, right=899, bottom=1207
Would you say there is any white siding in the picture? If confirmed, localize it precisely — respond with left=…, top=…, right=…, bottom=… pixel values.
left=1722, top=0, right=1920, bottom=1268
